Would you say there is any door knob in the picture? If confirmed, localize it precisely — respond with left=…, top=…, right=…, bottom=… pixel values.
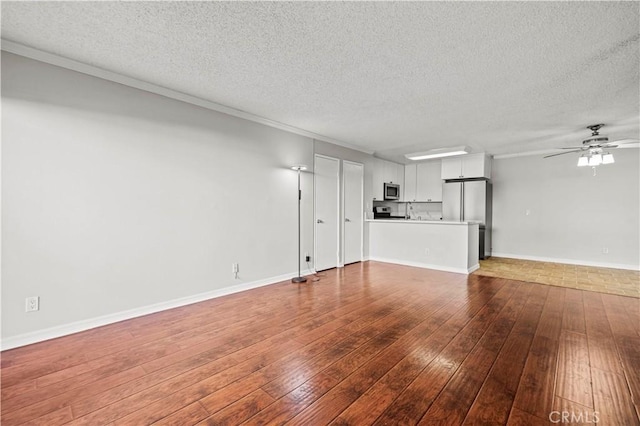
left=317, top=219, right=324, bottom=224
left=345, top=218, right=351, bottom=222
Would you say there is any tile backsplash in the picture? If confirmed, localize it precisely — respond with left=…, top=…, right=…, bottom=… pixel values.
left=406, top=202, right=442, bottom=220
left=372, top=201, right=442, bottom=220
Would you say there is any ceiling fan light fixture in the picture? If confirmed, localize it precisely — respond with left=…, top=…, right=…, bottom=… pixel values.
left=405, top=146, right=470, bottom=161
left=588, top=153, right=602, bottom=166
left=547, top=124, right=631, bottom=168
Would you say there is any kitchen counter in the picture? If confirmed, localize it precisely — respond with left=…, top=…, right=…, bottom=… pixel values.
left=367, top=220, right=479, bottom=274
left=366, top=219, right=476, bottom=225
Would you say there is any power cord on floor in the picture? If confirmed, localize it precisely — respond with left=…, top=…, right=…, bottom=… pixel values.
left=307, top=260, right=323, bottom=282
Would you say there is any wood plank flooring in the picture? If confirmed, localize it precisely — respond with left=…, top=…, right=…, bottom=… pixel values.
left=2, top=261, right=639, bottom=425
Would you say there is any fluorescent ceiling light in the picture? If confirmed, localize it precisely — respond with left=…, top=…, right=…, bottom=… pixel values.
left=405, top=146, right=470, bottom=161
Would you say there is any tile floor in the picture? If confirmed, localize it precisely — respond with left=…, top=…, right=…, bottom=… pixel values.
left=473, top=257, right=640, bottom=298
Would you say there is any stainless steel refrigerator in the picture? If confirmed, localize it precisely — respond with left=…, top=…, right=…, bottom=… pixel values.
left=442, top=180, right=492, bottom=259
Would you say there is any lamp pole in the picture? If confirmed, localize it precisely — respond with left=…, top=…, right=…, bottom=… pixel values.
left=292, top=166, right=307, bottom=283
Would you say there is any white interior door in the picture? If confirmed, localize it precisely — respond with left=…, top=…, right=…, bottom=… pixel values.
left=343, top=161, right=363, bottom=265
left=314, top=155, right=339, bottom=271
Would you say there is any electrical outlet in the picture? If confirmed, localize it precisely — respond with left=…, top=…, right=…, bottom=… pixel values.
left=525, top=209, right=531, bottom=216
left=305, top=254, right=311, bottom=262
left=25, top=296, right=39, bottom=312
left=602, top=247, right=609, bottom=254
left=232, top=263, right=240, bottom=279
left=425, top=248, right=430, bottom=256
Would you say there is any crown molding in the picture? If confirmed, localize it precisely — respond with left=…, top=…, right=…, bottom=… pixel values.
left=1, top=39, right=374, bottom=155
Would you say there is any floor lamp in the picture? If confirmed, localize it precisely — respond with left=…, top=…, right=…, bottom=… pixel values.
left=291, top=165, right=307, bottom=283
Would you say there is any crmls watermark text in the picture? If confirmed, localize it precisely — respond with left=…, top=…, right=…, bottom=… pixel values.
left=549, top=411, right=600, bottom=424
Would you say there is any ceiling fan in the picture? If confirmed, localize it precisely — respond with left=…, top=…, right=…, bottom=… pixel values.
left=544, top=124, right=639, bottom=166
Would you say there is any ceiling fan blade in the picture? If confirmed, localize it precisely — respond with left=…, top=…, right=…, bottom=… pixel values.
left=615, top=142, right=640, bottom=149
left=558, top=146, right=586, bottom=149
left=602, top=139, right=640, bottom=149
left=544, top=150, right=582, bottom=158
left=610, top=138, right=639, bottom=145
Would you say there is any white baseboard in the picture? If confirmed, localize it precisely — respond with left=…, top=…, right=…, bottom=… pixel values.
left=369, top=256, right=477, bottom=275
left=490, top=252, right=640, bottom=271
left=1, top=268, right=314, bottom=351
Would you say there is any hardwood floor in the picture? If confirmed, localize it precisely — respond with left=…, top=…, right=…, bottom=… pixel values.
left=2, top=261, right=639, bottom=425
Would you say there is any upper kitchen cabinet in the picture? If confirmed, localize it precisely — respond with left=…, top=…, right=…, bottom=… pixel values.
left=373, top=158, right=404, bottom=201
left=372, top=158, right=385, bottom=201
left=383, top=160, right=403, bottom=185
left=404, top=160, right=442, bottom=202
left=404, top=164, right=417, bottom=201
left=416, top=161, right=442, bottom=201
left=441, top=153, right=492, bottom=180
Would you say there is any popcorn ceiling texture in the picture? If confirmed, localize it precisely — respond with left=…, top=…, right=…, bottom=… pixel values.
left=1, top=2, right=638, bottom=161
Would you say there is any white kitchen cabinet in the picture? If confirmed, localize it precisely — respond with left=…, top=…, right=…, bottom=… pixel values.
left=392, top=162, right=404, bottom=200
left=441, top=153, right=492, bottom=180
left=372, top=158, right=385, bottom=201
left=383, top=161, right=394, bottom=184
left=373, top=159, right=404, bottom=201
left=404, top=161, right=442, bottom=202
left=416, top=161, right=442, bottom=201
left=383, top=160, right=403, bottom=185
left=440, top=157, right=463, bottom=180
left=461, top=153, right=490, bottom=178
left=404, top=164, right=417, bottom=201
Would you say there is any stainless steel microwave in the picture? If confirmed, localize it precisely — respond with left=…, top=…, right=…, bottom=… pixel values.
left=384, top=182, right=400, bottom=200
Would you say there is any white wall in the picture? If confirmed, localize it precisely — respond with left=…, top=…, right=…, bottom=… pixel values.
left=1, top=52, right=316, bottom=344
left=492, top=151, right=640, bottom=269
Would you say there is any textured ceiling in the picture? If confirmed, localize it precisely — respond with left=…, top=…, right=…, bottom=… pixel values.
left=2, top=1, right=639, bottom=162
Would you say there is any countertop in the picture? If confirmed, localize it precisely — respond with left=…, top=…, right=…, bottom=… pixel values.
left=366, top=219, right=479, bottom=226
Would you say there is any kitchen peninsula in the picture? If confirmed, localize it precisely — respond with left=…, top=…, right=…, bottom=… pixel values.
left=367, top=219, right=479, bottom=274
